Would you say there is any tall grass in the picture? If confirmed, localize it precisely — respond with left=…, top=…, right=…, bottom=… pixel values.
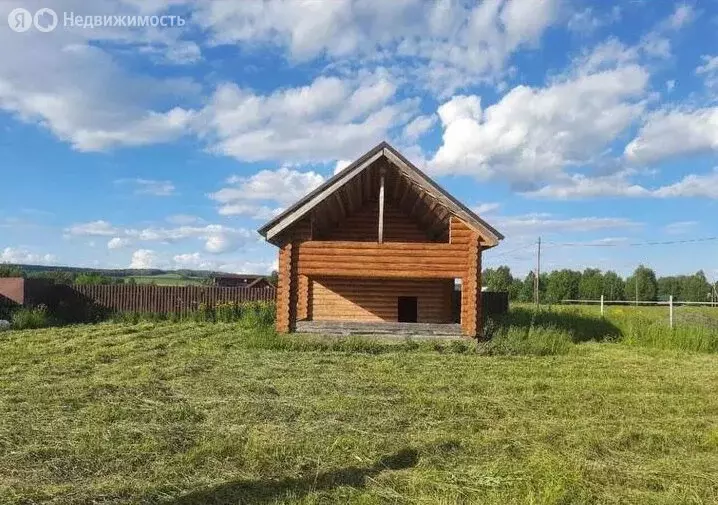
left=508, top=304, right=718, bottom=354
left=482, top=325, right=573, bottom=356
left=110, top=301, right=276, bottom=326
left=610, top=311, right=718, bottom=353
left=10, top=305, right=51, bottom=330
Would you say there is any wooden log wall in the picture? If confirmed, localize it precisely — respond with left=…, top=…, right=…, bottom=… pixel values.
left=297, top=241, right=467, bottom=279
left=310, top=277, right=454, bottom=323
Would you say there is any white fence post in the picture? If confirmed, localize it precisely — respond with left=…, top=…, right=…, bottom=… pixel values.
left=669, top=295, right=674, bottom=329
left=600, top=295, right=604, bottom=317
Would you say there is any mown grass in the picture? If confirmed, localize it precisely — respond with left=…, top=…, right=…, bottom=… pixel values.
left=1, top=321, right=717, bottom=504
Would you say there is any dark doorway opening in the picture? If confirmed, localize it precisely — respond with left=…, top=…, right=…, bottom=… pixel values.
left=397, top=296, right=418, bottom=323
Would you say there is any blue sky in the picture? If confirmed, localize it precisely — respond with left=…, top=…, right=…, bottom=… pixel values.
left=1, top=0, right=717, bottom=279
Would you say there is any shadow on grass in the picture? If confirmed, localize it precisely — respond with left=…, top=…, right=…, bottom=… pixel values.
left=492, top=307, right=622, bottom=343
left=165, top=448, right=419, bottom=505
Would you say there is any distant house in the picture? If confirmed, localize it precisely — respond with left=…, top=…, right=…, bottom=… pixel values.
left=212, top=274, right=274, bottom=289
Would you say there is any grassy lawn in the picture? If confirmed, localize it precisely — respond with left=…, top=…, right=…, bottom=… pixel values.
left=1, top=323, right=718, bottom=504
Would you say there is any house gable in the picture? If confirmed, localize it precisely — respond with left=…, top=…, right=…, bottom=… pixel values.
left=258, top=142, right=503, bottom=248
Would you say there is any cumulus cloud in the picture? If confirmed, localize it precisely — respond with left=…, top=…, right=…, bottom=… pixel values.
left=0, top=0, right=199, bottom=152
left=430, top=64, right=648, bottom=186
left=624, top=107, right=718, bottom=164
left=493, top=214, right=640, bottom=237
left=334, top=160, right=352, bottom=175
left=172, top=252, right=274, bottom=274
left=696, top=55, right=718, bottom=91
left=66, top=220, right=120, bottom=237
left=195, top=0, right=561, bottom=93
left=194, top=71, right=411, bottom=163
left=524, top=168, right=718, bottom=200
left=403, top=115, right=436, bottom=141
left=68, top=220, right=255, bottom=254
left=129, top=249, right=163, bottom=269
left=473, top=203, right=501, bottom=215
left=0, top=247, right=57, bottom=265
left=210, top=166, right=325, bottom=219
left=107, top=237, right=132, bottom=250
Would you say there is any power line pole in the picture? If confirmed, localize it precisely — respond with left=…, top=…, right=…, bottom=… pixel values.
left=534, top=236, right=541, bottom=307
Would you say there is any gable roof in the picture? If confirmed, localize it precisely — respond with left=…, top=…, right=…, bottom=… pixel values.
left=257, top=141, right=504, bottom=247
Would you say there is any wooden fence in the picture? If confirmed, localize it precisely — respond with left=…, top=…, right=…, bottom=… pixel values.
left=72, top=285, right=276, bottom=314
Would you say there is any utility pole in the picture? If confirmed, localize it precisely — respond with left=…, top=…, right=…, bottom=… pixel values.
left=534, top=236, right=541, bottom=307
left=635, top=275, right=638, bottom=307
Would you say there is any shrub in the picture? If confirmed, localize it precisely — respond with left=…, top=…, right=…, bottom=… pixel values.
left=12, top=306, right=50, bottom=330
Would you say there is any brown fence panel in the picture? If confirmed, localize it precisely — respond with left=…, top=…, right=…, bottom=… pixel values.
left=70, top=285, right=276, bottom=314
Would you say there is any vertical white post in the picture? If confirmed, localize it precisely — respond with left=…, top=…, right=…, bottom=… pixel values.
left=600, top=295, right=604, bottom=317
left=669, top=295, right=674, bottom=329
left=378, top=168, right=385, bottom=244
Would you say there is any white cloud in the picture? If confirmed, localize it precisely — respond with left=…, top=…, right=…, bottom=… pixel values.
left=66, top=220, right=120, bottom=237
left=525, top=169, right=718, bottom=200
left=0, top=1, right=199, bottom=152
left=133, top=224, right=254, bottom=254
left=625, top=107, right=718, bottom=164
left=652, top=169, right=718, bottom=198
left=523, top=172, right=651, bottom=199
left=667, top=4, right=694, bottom=30
left=430, top=64, right=648, bottom=185
left=129, top=249, right=163, bottom=269
left=494, top=214, right=640, bottom=237
left=173, top=252, right=276, bottom=274
left=0, top=247, right=56, bottom=265
left=473, top=203, right=501, bottom=215
left=196, top=0, right=561, bottom=94
left=195, top=71, right=412, bottom=163
left=115, top=178, right=176, bottom=196
left=166, top=214, right=206, bottom=226
left=107, top=237, right=132, bottom=250
left=210, top=166, right=325, bottom=219
left=173, top=252, right=216, bottom=270
left=68, top=220, right=255, bottom=254
left=403, top=114, right=436, bottom=141
left=334, top=160, right=352, bottom=175
left=696, top=55, right=718, bottom=90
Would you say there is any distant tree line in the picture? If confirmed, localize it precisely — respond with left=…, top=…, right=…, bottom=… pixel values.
left=483, top=265, right=718, bottom=303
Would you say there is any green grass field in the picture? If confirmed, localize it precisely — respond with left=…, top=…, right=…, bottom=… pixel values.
left=125, top=273, right=207, bottom=286
left=1, top=314, right=718, bottom=504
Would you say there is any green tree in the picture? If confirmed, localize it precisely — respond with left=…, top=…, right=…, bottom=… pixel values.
left=681, top=271, right=710, bottom=302
left=545, top=269, right=581, bottom=303
left=578, top=268, right=604, bottom=300
left=657, top=276, right=683, bottom=300
left=482, top=265, right=513, bottom=293
left=602, top=271, right=625, bottom=300
left=0, top=264, right=23, bottom=278
left=518, top=272, right=535, bottom=302
left=625, top=265, right=658, bottom=302
left=75, top=273, right=114, bottom=285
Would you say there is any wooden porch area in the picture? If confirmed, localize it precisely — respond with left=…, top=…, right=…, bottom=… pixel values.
left=295, top=320, right=463, bottom=338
